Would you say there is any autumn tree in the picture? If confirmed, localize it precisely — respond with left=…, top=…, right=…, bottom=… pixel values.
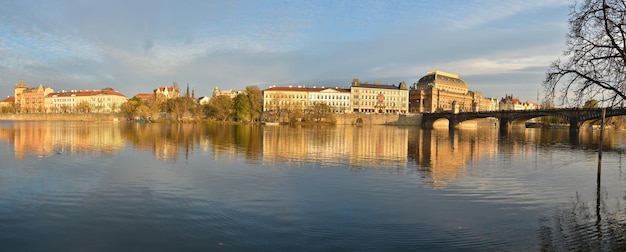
left=545, top=0, right=626, bottom=107
left=310, top=102, right=334, bottom=123
left=167, top=96, right=197, bottom=121
left=245, top=86, right=263, bottom=122
left=76, top=101, right=91, bottom=113
left=233, top=93, right=251, bottom=122
left=206, top=95, right=233, bottom=121
left=121, top=96, right=160, bottom=120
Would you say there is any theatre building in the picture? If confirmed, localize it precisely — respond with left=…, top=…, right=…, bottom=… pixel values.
left=409, top=71, right=498, bottom=113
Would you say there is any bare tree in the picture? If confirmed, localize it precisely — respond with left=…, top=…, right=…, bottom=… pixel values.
left=544, top=0, right=626, bottom=107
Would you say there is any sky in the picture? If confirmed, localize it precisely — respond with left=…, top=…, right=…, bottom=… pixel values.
left=0, top=0, right=573, bottom=102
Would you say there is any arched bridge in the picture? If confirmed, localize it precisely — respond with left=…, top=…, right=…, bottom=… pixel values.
left=421, top=108, right=626, bottom=134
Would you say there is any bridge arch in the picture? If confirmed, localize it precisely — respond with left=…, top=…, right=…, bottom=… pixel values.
left=421, top=108, right=626, bottom=133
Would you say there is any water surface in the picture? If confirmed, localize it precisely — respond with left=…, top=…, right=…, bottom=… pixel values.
left=1, top=121, right=625, bottom=251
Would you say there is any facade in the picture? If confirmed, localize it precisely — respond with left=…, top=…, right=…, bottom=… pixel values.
left=410, top=71, right=498, bottom=113
left=263, top=86, right=309, bottom=112
left=46, top=89, right=128, bottom=113
left=350, top=79, right=409, bottom=113
left=308, top=87, right=351, bottom=113
left=197, top=96, right=210, bottom=105
left=14, top=80, right=54, bottom=113
left=154, top=86, right=179, bottom=103
left=499, top=95, right=539, bottom=110
left=213, top=87, right=245, bottom=98
left=263, top=86, right=352, bottom=113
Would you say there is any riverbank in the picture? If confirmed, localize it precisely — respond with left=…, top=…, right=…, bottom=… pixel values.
left=0, top=113, right=122, bottom=122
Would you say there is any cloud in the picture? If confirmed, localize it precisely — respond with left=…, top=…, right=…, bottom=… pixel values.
left=0, top=0, right=572, bottom=102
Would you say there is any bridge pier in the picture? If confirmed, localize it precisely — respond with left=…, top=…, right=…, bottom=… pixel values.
left=499, top=117, right=511, bottom=132
left=569, top=117, right=580, bottom=140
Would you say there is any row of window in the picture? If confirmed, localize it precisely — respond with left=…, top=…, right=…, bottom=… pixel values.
left=353, top=90, right=405, bottom=95
left=310, top=95, right=349, bottom=100
left=353, top=101, right=406, bottom=107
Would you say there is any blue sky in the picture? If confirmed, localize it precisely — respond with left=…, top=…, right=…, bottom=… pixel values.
left=0, top=0, right=571, bottom=102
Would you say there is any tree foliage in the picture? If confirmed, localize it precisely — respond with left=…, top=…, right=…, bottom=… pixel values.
left=310, top=102, right=335, bottom=122
left=544, top=0, right=626, bottom=107
left=583, top=99, right=599, bottom=108
left=118, top=85, right=269, bottom=123
left=233, top=93, right=251, bottom=122
left=206, top=95, right=233, bottom=121
left=245, top=86, right=263, bottom=122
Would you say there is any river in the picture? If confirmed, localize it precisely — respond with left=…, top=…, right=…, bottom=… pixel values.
left=0, top=121, right=625, bottom=251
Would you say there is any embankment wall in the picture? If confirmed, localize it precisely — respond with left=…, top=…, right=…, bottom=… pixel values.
left=0, top=113, right=122, bottom=121
left=335, top=113, right=422, bottom=126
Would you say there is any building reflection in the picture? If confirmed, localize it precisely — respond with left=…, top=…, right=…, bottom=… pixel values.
left=119, top=123, right=263, bottom=162
left=0, top=121, right=125, bottom=160
left=410, top=126, right=620, bottom=188
left=262, top=125, right=408, bottom=169
left=408, top=128, right=499, bottom=187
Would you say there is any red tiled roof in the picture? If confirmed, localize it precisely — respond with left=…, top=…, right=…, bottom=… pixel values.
left=154, top=86, right=178, bottom=92
left=264, top=86, right=350, bottom=92
left=135, top=93, right=155, bottom=99
left=1, top=96, right=14, bottom=103
left=48, top=89, right=126, bottom=97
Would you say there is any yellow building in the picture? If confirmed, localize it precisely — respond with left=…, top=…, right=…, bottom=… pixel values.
left=350, top=79, right=409, bottom=113
left=410, top=71, right=498, bottom=113
left=46, top=89, right=128, bottom=113
left=263, top=86, right=352, bottom=113
left=262, top=86, right=309, bottom=113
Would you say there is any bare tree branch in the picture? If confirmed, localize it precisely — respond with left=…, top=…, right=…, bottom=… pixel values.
left=545, top=0, right=626, bottom=107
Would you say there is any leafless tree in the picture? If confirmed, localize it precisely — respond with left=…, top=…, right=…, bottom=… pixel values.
left=544, top=0, right=626, bottom=107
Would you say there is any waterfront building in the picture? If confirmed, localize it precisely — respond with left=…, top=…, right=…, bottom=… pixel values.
left=14, top=80, right=54, bottom=113
left=499, top=94, right=539, bottom=110
left=213, top=87, right=245, bottom=98
left=262, top=86, right=309, bottom=113
left=307, top=87, right=351, bottom=113
left=154, top=85, right=180, bottom=103
left=46, top=89, right=128, bottom=113
left=197, top=96, right=210, bottom=105
left=0, top=96, right=14, bottom=110
left=349, top=79, right=409, bottom=114
left=262, top=86, right=352, bottom=113
left=410, top=71, right=497, bottom=113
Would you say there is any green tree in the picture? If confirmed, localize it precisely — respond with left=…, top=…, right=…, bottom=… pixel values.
left=167, top=96, right=197, bottom=121
left=245, top=85, right=263, bottom=122
left=233, top=93, right=251, bottom=122
left=544, top=0, right=626, bottom=107
left=121, top=97, right=141, bottom=119
left=583, top=99, right=599, bottom=108
left=207, top=95, right=233, bottom=121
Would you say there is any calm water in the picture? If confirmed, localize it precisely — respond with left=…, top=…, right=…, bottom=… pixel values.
left=1, top=121, right=625, bottom=251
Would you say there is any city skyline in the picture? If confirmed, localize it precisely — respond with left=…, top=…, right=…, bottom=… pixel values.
left=0, top=0, right=571, bottom=102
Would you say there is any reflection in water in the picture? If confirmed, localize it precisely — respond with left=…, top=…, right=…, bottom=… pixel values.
left=0, top=121, right=125, bottom=160
left=2, top=121, right=626, bottom=250
left=408, top=128, right=499, bottom=187
left=262, top=125, right=408, bottom=169
left=538, top=192, right=626, bottom=250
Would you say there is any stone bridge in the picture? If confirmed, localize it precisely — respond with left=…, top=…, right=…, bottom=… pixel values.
left=421, top=108, right=626, bottom=134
